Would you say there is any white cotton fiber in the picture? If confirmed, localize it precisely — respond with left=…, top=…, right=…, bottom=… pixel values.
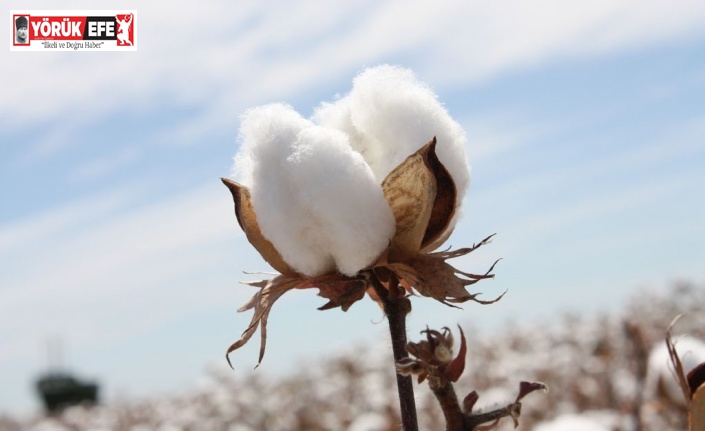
left=534, top=413, right=617, bottom=431
left=313, top=65, right=470, bottom=201
left=234, top=103, right=396, bottom=277
left=233, top=66, right=471, bottom=275
left=646, top=336, right=705, bottom=404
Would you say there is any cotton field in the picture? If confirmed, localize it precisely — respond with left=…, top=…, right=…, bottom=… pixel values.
left=1, top=282, right=703, bottom=431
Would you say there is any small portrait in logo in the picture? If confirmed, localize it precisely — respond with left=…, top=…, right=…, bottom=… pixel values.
left=116, top=13, right=133, bottom=46
left=15, top=16, right=29, bottom=44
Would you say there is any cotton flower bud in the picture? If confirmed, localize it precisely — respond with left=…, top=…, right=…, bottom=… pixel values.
left=433, top=326, right=455, bottom=363
left=434, top=344, right=453, bottom=363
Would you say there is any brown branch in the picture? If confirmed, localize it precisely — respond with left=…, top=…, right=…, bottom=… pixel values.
left=430, top=382, right=520, bottom=431
left=465, top=403, right=521, bottom=430
left=430, top=380, right=546, bottom=430
left=431, top=380, right=465, bottom=431
left=369, top=272, right=419, bottom=431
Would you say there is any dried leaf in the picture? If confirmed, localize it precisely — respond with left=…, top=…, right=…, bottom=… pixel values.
left=380, top=251, right=501, bottom=307
left=444, top=325, right=467, bottom=382
left=466, top=382, right=546, bottom=431
left=431, top=233, right=496, bottom=260
left=382, top=262, right=423, bottom=293
left=221, top=178, right=296, bottom=277
left=666, top=315, right=693, bottom=403
left=406, top=253, right=496, bottom=304
left=382, top=140, right=438, bottom=260
left=226, top=276, right=302, bottom=368
left=302, top=276, right=368, bottom=311
left=226, top=271, right=375, bottom=368
left=516, top=381, right=548, bottom=402
left=463, top=390, right=479, bottom=413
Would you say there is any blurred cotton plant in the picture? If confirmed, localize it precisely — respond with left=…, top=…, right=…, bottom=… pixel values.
left=664, top=316, right=705, bottom=431
left=222, top=65, right=502, bottom=430
left=398, top=326, right=546, bottom=431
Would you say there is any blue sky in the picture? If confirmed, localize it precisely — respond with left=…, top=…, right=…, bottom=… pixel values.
left=2, top=0, right=705, bottom=415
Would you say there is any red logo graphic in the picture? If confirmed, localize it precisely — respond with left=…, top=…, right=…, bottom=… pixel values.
left=115, top=13, right=134, bottom=46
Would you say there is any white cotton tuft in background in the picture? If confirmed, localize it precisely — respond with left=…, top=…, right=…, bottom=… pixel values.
left=533, top=412, right=621, bottom=431
left=645, top=335, right=705, bottom=405
left=313, top=65, right=470, bottom=201
left=234, top=103, right=396, bottom=277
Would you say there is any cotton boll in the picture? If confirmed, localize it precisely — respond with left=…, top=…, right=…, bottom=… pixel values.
left=284, top=127, right=396, bottom=276
left=235, top=103, right=310, bottom=188
left=234, top=104, right=395, bottom=277
left=236, top=104, right=334, bottom=276
left=314, top=65, right=470, bottom=202
left=646, top=335, right=705, bottom=404
left=314, top=98, right=386, bottom=179
left=314, top=66, right=470, bottom=244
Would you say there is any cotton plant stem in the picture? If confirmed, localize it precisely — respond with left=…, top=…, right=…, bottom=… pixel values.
left=387, top=297, right=418, bottom=431
left=431, top=381, right=465, bottom=431
left=370, top=274, right=419, bottom=431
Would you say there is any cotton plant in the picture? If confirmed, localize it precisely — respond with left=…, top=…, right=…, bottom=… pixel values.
left=397, top=326, right=546, bottom=431
left=222, top=65, right=539, bottom=430
left=665, top=316, right=705, bottom=431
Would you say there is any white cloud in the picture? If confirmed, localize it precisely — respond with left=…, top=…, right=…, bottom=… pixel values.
left=3, top=0, right=705, bottom=150
left=421, top=0, right=705, bottom=86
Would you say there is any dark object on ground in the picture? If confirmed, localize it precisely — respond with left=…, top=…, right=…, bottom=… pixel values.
left=36, top=372, right=98, bottom=412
